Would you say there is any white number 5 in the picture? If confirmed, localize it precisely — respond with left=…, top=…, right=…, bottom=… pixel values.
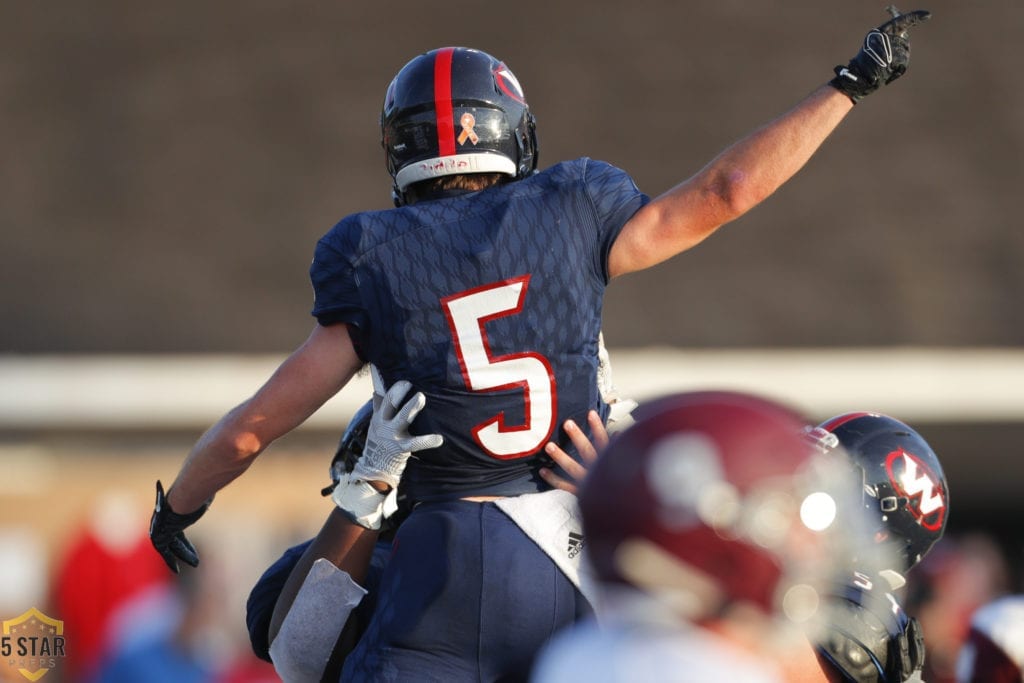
left=442, top=275, right=557, bottom=459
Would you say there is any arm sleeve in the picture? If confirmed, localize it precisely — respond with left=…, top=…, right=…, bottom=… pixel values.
left=309, top=230, right=370, bottom=359
left=311, top=229, right=368, bottom=325
left=581, top=158, right=649, bottom=283
left=245, top=540, right=313, bottom=662
left=269, top=558, right=369, bottom=683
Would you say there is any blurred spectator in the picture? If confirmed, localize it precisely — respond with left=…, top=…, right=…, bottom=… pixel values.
left=0, top=529, right=47, bottom=617
left=956, top=594, right=1024, bottom=682
left=905, top=532, right=1011, bottom=683
left=92, top=570, right=213, bottom=683
left=51, top=492, right=169, bottom=682
left=86, top=512, right=280, bottom=683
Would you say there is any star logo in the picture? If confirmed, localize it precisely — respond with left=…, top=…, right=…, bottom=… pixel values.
left=2, top=608, right=66, bottom=681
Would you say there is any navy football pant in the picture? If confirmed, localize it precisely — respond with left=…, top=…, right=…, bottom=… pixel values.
left=340, top=500, right=591, bottom=682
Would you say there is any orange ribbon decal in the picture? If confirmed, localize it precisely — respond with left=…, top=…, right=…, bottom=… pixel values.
left=457, top=113, right=479, bottom=145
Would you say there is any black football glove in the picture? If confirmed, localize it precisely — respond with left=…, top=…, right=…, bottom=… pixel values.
left=814, top=572, right=926, bottom=683
left=830, top=7, right=931, bottom=103
left=149, top=480, right=210, bottom=573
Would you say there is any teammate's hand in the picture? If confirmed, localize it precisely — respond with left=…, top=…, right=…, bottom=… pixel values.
left=149, top=480, right=210, bottom=573
left=540, top=410, right=608, bottom=495
left=351, top=379, right=443, bottom=490
left=814, top=571, right=926, bottom=682
left=331, top=471, right=391, bottom=530
left=829, top=7, right=931, bottom=103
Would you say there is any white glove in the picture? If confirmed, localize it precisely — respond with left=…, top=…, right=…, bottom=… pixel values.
left=596, top=333, right=637, bottom=433
left=606, top=398, right=638, bottom=433
left=596, top=332, right=616, bottom=404
left=331, top=471, right=390, bottom=530
left=351, top=372, right=443, bottom=490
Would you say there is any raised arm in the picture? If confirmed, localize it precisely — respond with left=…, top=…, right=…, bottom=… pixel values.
left=608, top=8, right=930, bottom=279
left=609, top=85, right=852, bottom=278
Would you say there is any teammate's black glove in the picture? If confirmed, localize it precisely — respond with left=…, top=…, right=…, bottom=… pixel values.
left=149, top=480, right=210, bottom=573
left=829, top=7, right=931, bottom=104
left=814, top=572, right=926, bottom=682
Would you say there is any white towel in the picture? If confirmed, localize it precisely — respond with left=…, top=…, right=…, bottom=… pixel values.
left=495, top=489, right=598, bottom=604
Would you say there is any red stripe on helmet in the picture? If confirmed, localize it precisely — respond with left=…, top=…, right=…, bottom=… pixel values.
left=434, top=47, right=456, bottom=157
left=819, top=411, right=876, bottom=432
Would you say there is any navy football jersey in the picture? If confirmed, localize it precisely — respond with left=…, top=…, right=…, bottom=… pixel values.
left=311, top=157, right=648, bottom=502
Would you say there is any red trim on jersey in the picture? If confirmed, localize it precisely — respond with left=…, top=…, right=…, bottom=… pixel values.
left=441, top=275, right=558, bottom=460
left=434, top=47, right=456, bottom=157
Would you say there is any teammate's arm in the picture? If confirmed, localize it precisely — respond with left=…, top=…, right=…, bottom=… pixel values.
left=270, top=378, right=441, bottom=640
left=608, top=9, right=929, bottom=279
left=151, top=323, right=363, bottom=571
left=269, top=508, right=381, bottom=639
left=267, top=381, right=441, bottom=682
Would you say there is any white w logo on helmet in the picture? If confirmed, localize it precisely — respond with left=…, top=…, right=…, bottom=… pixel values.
left=896, top=453, right=945, bottom=518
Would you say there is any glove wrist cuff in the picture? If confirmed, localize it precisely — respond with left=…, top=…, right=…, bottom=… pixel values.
left=828, top=67, right=866, bottom=104
left=155, top=481, right=210, bottom=526
left=163, top=500, right=210, bottom=526
left=331, top=474, right=388, bottom=530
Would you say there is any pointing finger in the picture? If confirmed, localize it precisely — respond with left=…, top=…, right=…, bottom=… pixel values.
left=880, top=9, right=931, bottom=37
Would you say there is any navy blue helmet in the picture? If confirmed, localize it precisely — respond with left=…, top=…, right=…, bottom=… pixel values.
left=381, top=47, right=538, bottom=204
left=808, top=412, right=948, bottom=573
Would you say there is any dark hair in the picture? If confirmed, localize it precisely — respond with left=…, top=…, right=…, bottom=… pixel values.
left=403, top=172, right=507, bottom=204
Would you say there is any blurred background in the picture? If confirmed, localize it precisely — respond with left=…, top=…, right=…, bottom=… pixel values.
left=1, top=1, right=1022, bottom=681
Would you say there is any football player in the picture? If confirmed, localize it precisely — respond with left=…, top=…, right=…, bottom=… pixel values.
left=536, top=409, right=950, bottom=679
left=247, top=396, right=607, bottom=681
left=533, top=391, right=874, bottom=682
left=248, top=337, right=629, bottom=682
left=251, top=402, right=947, bottom=682
left=152, top=8, right=931, bottom=679
left=807, top=412, right=949, bottom=682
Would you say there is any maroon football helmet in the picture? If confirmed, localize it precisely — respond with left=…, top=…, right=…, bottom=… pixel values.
left=807, top=412, right=949, bottom=573
left=580, top=391, right=858, bottom=620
